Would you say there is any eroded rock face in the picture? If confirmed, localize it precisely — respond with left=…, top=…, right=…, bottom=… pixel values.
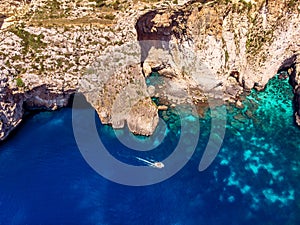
left=295, top=86, right=300, bottom=126
left=278, top=54, right=300, bottom=126
left=0, top=74, right=74, bottom=141
left=0, top=14, right=6, bottom=29
left=135, top=0, right=300, bottom=122
left=0, top=0, right=165, bottom=140
left=0, top=0, right=300, bottom=140
left=80, top=62, right=159, bottom=136
left=293, top=57, right=300, bottom=126
left=127, top=97, right=159, bottom=136
left=0, top=76, right=23, bottom=140
left=137, top=0, right=300, bottom=90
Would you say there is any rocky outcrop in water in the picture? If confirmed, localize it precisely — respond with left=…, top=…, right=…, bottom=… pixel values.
left=81, top=62, right=159, bottom=136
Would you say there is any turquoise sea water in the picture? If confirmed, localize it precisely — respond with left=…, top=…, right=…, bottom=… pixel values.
left=0, top=74, right=299, bottom=224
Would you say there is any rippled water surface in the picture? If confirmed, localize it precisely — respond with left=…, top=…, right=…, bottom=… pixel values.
left=0, top=75, right=299, bottom=224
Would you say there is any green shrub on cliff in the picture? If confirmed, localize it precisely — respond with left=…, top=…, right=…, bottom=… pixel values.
left=93, top=0, right=106, bottom=8
left=104, top=14, right=116, bottom=20
left=16, top=77, right=25, bottom=88
left=9, top=26, right=46, bottom=55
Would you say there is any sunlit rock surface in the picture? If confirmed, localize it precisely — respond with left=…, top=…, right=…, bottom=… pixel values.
left=0, top=0, right=299, bottom=140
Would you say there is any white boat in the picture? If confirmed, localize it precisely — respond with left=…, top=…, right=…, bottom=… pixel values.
left=136, top=157, right=165, bottom=169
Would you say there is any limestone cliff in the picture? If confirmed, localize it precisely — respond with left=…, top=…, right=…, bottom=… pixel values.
left=137, top=0, right=300, bottom=100
left=0, top=0, right=299, bottom=140
left=136, top=0, right=300, bottom=124
left=0, top=0, right=168, bottom=140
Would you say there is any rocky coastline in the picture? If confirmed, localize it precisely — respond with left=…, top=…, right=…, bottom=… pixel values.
left=0, top=0, right=299, bottom=141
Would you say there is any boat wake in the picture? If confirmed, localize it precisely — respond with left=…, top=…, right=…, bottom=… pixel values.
left=136, top=157, right=164, bottom=169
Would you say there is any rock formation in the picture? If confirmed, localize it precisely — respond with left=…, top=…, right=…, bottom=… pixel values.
left=136, top=0, right=300, bottom=100
left=0, top=0, right=299, bottom=140
left=80, top=61, right=159, bottom=136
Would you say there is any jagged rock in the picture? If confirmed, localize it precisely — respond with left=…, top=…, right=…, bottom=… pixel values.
left=0, top=74, right=23, bottom=140
left=142, top=62, right=152, bottom=77
left=294, top=57, right=300, bottom=126
left=294, top=57, right=300, bottom=125
left=295, top=86, right=300, bottom=126
left=135, top=0, right=300, bottom=125
left=158, top=105, right=168, bottom=111
left=81, top=63, right=159, bottom=136
left=127, top=97, right=159, bottom=136
left=0, top=68, right=75, bottom=141
left=235, top=100, right=244, bottom=109
left=147, top=85, right=155, bottom=96
left=0, top=0, right=300, bottom=140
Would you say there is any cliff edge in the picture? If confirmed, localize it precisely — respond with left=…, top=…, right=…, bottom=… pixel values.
left=0, top=0, right=299, bottom=140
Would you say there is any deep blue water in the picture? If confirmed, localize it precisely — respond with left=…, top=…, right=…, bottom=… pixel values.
left=0, top=75, right=299, bottom=225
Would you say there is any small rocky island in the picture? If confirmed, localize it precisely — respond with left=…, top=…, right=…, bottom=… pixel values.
left=0, top=0, right=299, bottom=140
